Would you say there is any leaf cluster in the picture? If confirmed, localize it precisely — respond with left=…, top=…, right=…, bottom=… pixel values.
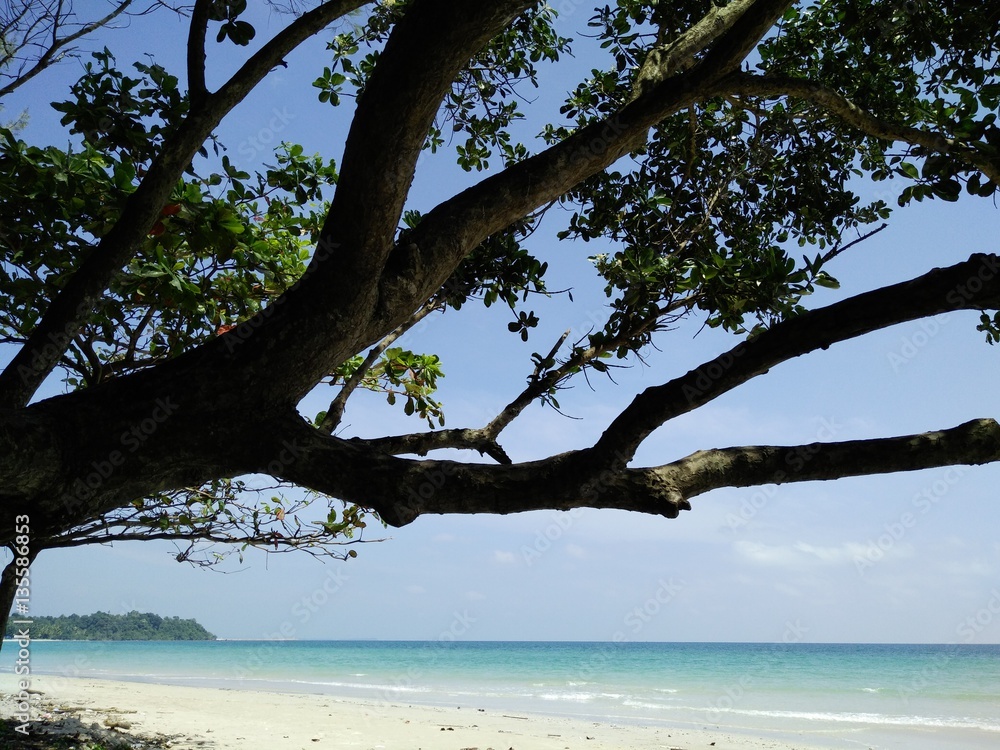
left=3, top=611, right=216, bottom=640
left=328, top=347, right=446, bottom=428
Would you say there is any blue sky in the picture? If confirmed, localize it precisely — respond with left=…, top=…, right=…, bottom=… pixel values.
left=3, top=3, right=1000, bottom=644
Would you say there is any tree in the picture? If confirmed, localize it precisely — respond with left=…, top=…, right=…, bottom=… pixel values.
left=3, top=0, right=1000, bottom=640
left=5, top=610, right=216, bottom=640
left=0, top=0, right=142, bottom=98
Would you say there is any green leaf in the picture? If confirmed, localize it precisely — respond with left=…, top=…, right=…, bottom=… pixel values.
left=814, top=274, right=840, bottom=290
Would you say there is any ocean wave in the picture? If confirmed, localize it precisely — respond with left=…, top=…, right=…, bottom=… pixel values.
left=250, top=678, right=433, bottom=694
left=712, top=707, right=1000, bottom=733
left=538, top=692, right=594, bottom=702
left=622, top=700, right=666, bottom=711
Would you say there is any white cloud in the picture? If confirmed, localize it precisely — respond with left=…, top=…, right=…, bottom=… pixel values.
left=405, top=585, right=426, bottom=595
left=774, top=582, right=802, bottom=598
left=465, top=590, right=487, bottom=601
left=493, top=550, right=517, bottom=564
left=433, top=533, right=456, bottom=543
left=793, top=541, right=871, bottom=564
left=734, top=540, right=801, bottom=566
left=734, top=540, right=898, bottom=567
left=941, top=560, right=995, bottom=577
left=565, top=543, right=586, bottom=559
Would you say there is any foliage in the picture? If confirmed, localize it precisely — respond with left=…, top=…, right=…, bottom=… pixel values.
left=1, top=0, right=1000, bottom=634
left=3, top=611, right=215, bottom=641
left=0, top=43, right=359, bottom=564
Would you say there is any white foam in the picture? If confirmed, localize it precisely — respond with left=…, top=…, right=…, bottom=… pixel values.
left=538, top=692, right=594, bottom=703
left=711, top=707, right=1000, bottom=733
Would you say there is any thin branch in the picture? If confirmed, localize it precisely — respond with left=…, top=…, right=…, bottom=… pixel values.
left=0, top=1, right=135, bottom=99
left=727, top=72, right=1000, bottom=185
left=820, top=223, right=888, bottom=266
left=319, top=298, right=442, bottom=434
left=593, top=253, right=1000, bottom=461
left=359, top=427, right=512, bottom=464
left=352, top=296, right=701, bottom=462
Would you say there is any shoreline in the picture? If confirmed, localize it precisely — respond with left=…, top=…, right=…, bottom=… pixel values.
left=0, top=674, right=840, bottom=750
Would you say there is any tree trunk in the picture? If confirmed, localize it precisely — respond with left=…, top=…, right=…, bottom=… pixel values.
left=0, top=548, right=36, bottom=654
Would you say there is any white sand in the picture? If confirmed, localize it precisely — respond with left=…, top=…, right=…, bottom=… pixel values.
left=0, top=674, right=832, bottom=749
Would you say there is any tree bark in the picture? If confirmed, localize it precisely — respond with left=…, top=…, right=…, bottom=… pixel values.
left=2, top=0, right=1000, bottom=553
left=0, top=547, right=37, bottom=654
left=0, top=0, right=371, bottom=409
left=2, top=255, right=999, bottom=543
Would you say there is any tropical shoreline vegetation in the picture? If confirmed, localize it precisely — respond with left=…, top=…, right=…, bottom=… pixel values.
left=2, top=611, right=215, bottom=641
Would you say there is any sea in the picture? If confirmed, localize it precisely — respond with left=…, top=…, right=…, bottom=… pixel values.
left=3, top=640, right=999, bottom=749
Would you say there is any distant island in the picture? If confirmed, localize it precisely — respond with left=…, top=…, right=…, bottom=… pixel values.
left=3, top=611, right=216, bottom=641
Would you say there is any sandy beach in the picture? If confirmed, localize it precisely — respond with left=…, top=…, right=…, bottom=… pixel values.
left=0, top=674, right=836, bottom=750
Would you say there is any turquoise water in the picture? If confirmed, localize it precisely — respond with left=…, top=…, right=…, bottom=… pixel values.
left=4, top=641, right=999, bottom=748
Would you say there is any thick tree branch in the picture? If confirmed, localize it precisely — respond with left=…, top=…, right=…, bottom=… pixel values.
left=5, top=254, right=1000, bottom=541
left=635, top=0, right=760, bottom=95
left=265, top=415, right=688, bottom=527
left=266, top=414, right=1000, bottom=529
left=0, top=0, right=370, bottom=409
left=661, top=418, right=1000, bottom=500
left=164, top=2, right=545, bottom=411
left=375, top=1, right=793, bottom=336
left=693, top=0, right=793, bottom=80
left=727, top=72, right=1000, bottom=184
left=594, top=253, right=1000, bottom=461
left=187, top=0, right=211, bottom=108
left=323, top=0, right=536, bottom=262
left=221, top=1, right=539, bottom=400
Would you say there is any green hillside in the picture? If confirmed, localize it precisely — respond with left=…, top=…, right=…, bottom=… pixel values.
left=4, top=611, right=216, bottom=640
